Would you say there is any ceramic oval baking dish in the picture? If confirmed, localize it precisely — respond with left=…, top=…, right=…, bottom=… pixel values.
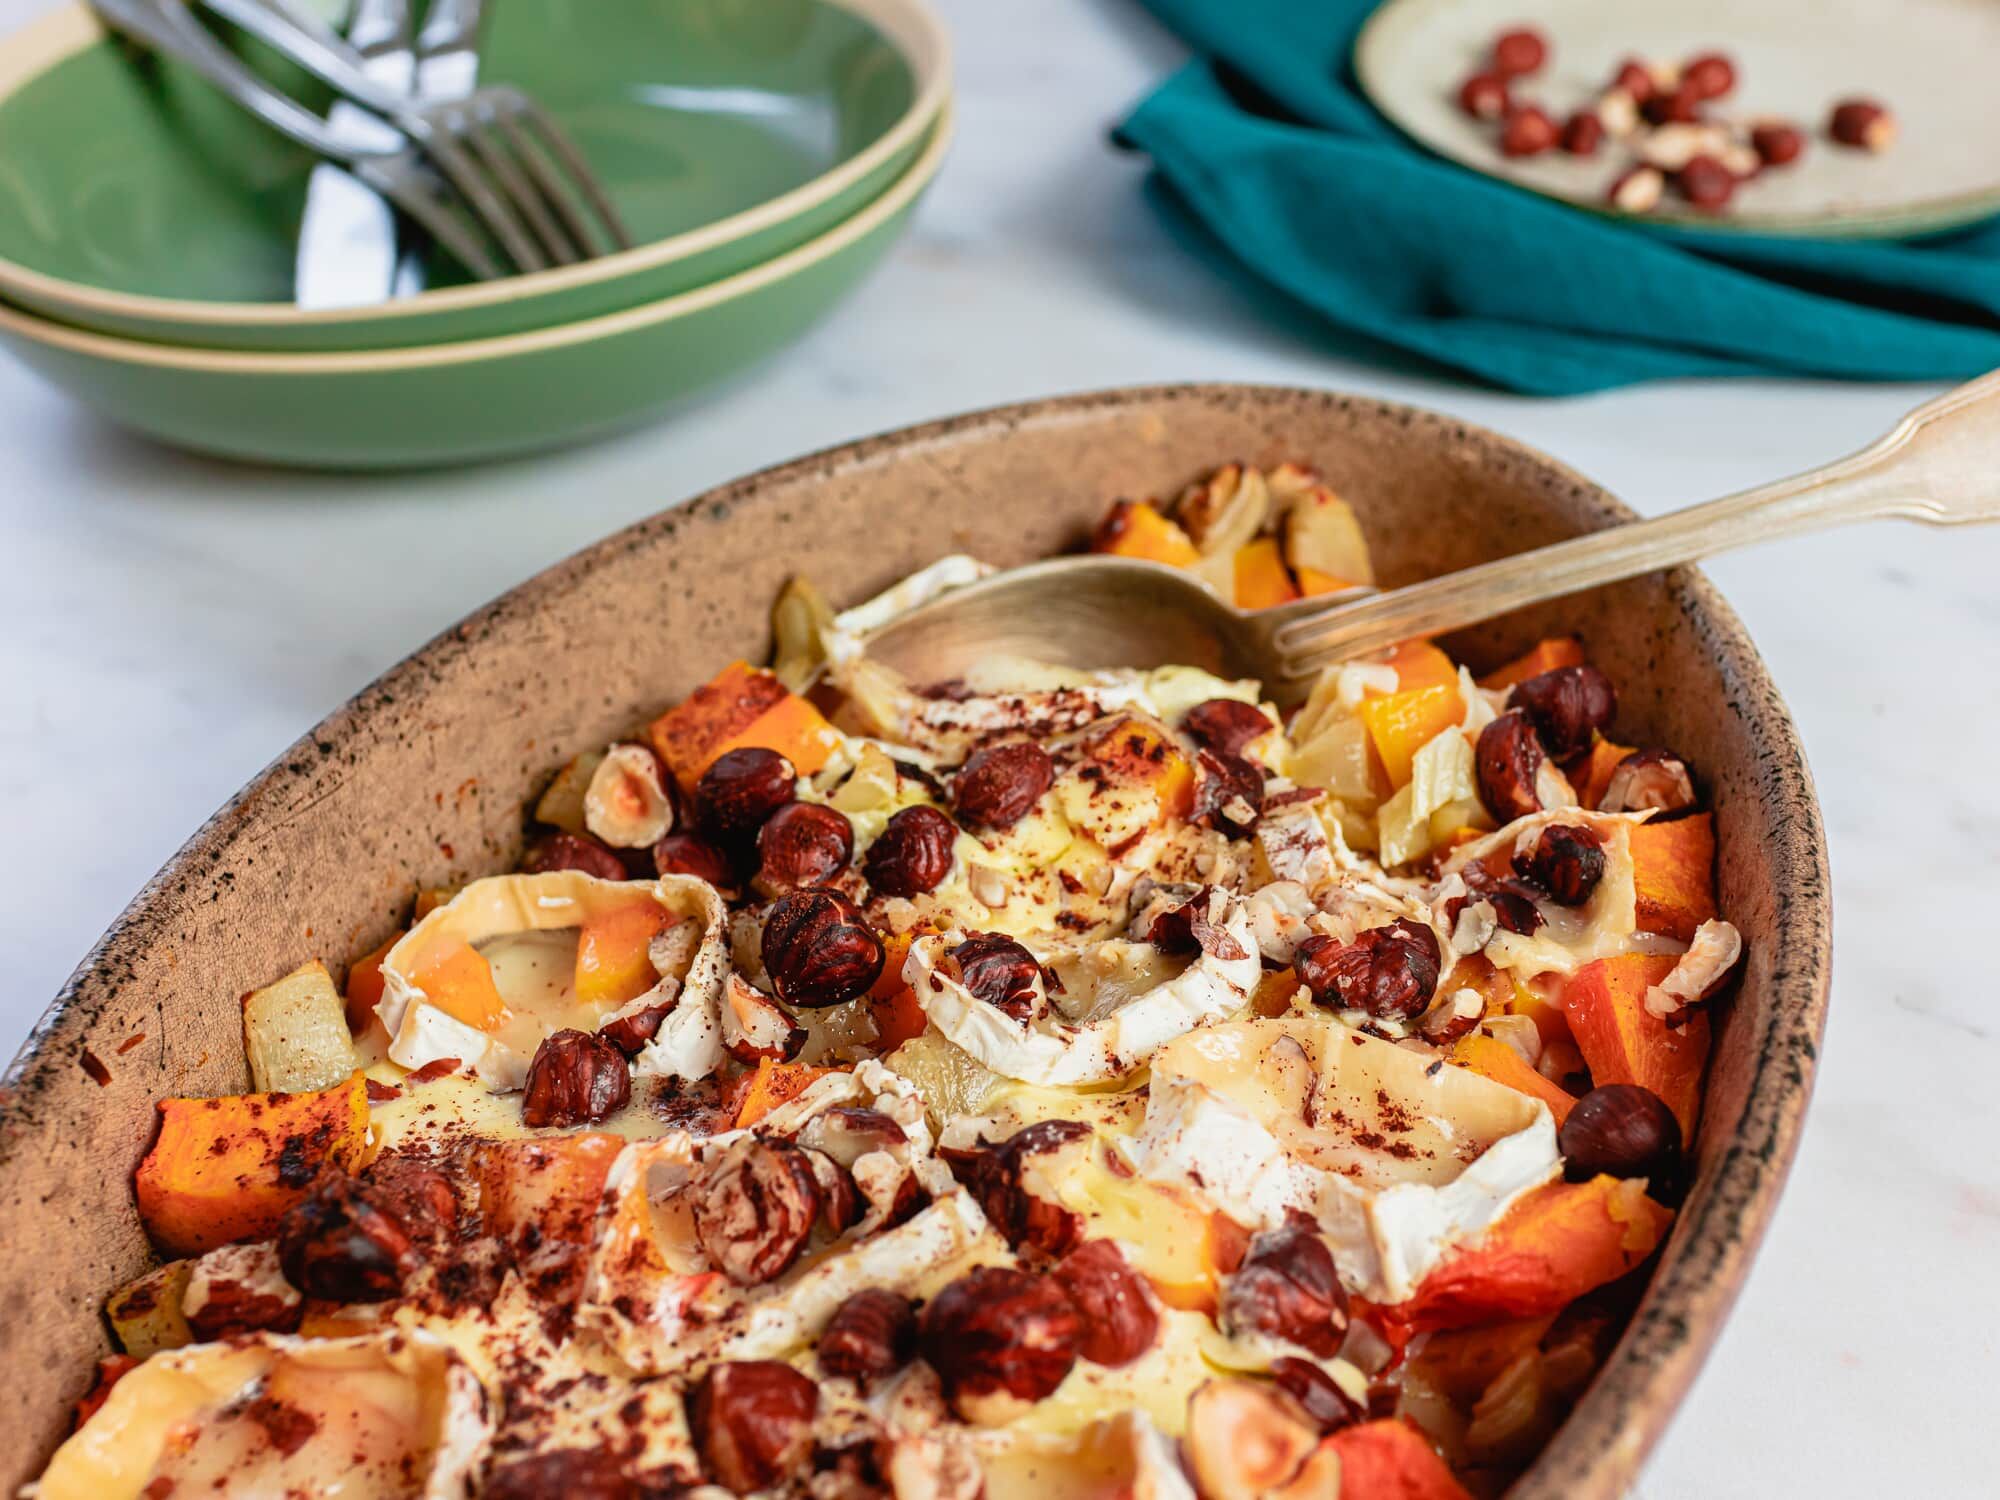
left=0, top=385, right=1829, bottom=1495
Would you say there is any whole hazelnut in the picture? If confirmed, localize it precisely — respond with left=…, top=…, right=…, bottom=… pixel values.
left=1514, top=822, right=1608, bottom=907
left=686, top=1360, right=818, bottom=1494
left=1644, top=82, right=1705, bottom=126
left=652, top=830, right=737, bottom=889
left=945, top=932, right=1045, bottom=1023
left=1561, top=110, right=1605, bottom=156
left=952, top=741, right=1055, bottom=830
left=1490, top=27, right=1547, bottom=77
left=1295, top=920, right=1441, bottom=1022
left=1608, top=58, right=1656, bottom=104
left=521, top=1029, right=631, bottom=1128
left=276, top=1171, right=419, bottom=1303
left=863, top=804, right=958, bottom=897
left=1476, top=711, right=1551, bottom=823
left=521, top=830, right=629, bottom=882
left=1508, top=665, right=1617, bottom=761
left=1052, top=1239, right=1159, bottom=1368
left=1676, top=154, right=1736, bottom=211
left=940, top=1119, right=1092, bottom=1259
left=1680, top=52, right=1736, bottom=101
left=1828, top=98, right=1896, bottom=152
left=1750, top=121, right=1806, bottom=167
left=693, top=1137, right=822, bottom=1286
left=754, top=802, right=854, bottom=895
left=1182, top=698, right=1275, bottom=757
left=1458, top=70, right=1511, bottom=121
left=1607, top=164, right=1666, bottom=213
left=1500, top=104, right=1559, bottom=157
left=918, top=1266, right=1081, bottom=1421
left=694, top=746, right=797, bottom=842
left=1271, top=1356, right=1363, bottom=1435
left=761, top=889, right=885, bottom=1008
left=1560, top=1083, right=1683, bottom=1188
left=1599, top=747, right=1699, bottom=817
left=1219, top=1223, right=1349, bottom=1357
left=1195, top=748, right=1266, bottom=836
left=819, top=1287, right=918, bottom=1381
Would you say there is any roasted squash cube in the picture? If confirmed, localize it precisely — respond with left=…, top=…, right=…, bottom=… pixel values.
left=1629, top=813, right=1718, bottom=942
left=1478, top=636, right=1587, bottom=691
left=1232, top=537, right=1301, bottom=610
left=1560, top=953, right=1710, bottom=1139
left=575, top=902, right=674, bottom=1009
left=1091, top=498, right=1201, bottom=567
left=408, top=941, right=508, bottom=1031
left=135, top=1076, right=371, bottom=1255
left=106, top=1260, right=193, bottom=1358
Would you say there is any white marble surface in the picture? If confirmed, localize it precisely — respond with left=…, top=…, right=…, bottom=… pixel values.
left=2, top=0, right=1995, bottom=1492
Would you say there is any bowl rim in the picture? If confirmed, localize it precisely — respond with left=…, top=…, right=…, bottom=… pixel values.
left=0, top=0, right=952, bottom=329
left=0, top=98, right=953, bottom=373
left=0, top=385, right=1831, bottom=1496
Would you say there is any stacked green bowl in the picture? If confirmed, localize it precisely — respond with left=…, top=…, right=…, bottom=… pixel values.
left=0, top=0, right=951, bottom=466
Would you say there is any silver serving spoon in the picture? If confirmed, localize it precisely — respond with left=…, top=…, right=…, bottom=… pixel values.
left=864, top=370, right=2000, bottom=705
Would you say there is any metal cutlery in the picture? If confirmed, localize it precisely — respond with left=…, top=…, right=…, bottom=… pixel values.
left=196, top=0, right=629, bottom=273
left=861, top=369, right=2000, bottom=704
left=292, top=0, right=412, bottom=309
left=92, top=0, right=629, bottom=280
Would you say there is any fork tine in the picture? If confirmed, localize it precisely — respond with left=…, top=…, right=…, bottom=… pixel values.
left=416, top=106, right=547, bottom=273
left=457, top=105, right=582, bottom=265
left=489, top=107, right=607, bottom=260
left=358, top=156, right=506, bottom=281
left=505, top=91, right=633, bottom=251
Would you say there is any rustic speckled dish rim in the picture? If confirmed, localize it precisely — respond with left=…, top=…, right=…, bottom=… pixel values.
left=0, top=0, right=951, bottom=330
left=0, top=385, right=1831, bottom=1496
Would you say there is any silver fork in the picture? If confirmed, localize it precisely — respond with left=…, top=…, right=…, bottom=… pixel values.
left=197, top=0, right=630, bottom=274
left=93, top=0, right=508, bottom=279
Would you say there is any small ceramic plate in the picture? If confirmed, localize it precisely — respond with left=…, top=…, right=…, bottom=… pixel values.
left=0, top=0, right=948, bottom=350
left=0, top=106, right=950, bottom=468
left=1356, top=0, right=2000, bottom=237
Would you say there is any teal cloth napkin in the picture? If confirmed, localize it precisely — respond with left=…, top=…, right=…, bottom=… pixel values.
left=1115, top=0, right=2000, bottom=393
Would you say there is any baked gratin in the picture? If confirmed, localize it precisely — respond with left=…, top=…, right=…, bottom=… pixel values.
left=32, top=463, right=1738, bottom=1500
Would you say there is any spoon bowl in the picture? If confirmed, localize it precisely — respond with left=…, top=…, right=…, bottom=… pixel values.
left=860, top=555, right=1372, bottom=697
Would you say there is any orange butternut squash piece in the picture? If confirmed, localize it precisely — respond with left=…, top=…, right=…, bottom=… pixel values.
left=1294, top=565, right=1360, bottom=597
left=1091, top=498, right=1201, bottom=568
left=1377, top=639, right=1460, bottom=697
left=1451, top=1035, right=1578, bottom=1125
left=710, top=693, right=839, bottom=785
left=135, top=1075, right=371, bottom=1255
left=1322, top=1419, right=1474, bottom=1499
left=1359, top=684, right=1464, bottom=789
left=409, top=941, right=507, bottom=1031
left=1574, top=739, right=1634, bottom=810
left=1478, top=636, right=1587, bottom=691
left=1560, top=954, right=1710, bottom=1139
left=475, top=1133, right=625, bottom=1247
left=1232, top=537, right=1301, bottom=610
left=733, top=1060, right=837, bottom=1129
left=413, top=887, right=458, bottom=921
left=1064, top=715, right=1196, bottom=839
left=866, top=925, right=932, bottom=1050
left=575, top=902, right=674, bottom=1009
left=1393, top=1176, right=1672, bottom=1336
left=1628, top=813, right=1718, bottom=941
left=344, top=932, right=401, bottom=1035
left=1504, top=974, right=1573, bottom=1052
left=1145, top=1209, right=1251, bottom=1316
left=647, top=661, right=791, bottom=787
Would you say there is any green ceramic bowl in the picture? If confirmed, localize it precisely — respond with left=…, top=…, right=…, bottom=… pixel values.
left=0, top=0, right=948, bottom=352
left=0, top=106, right=950, bottom=467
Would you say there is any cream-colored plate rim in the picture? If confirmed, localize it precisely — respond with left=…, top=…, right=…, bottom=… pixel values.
left=0, top=0, right=951, bottom=325
left=1353, top=0, right=2000, bottom=239
left=0, top=100, right=952, bottom=372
